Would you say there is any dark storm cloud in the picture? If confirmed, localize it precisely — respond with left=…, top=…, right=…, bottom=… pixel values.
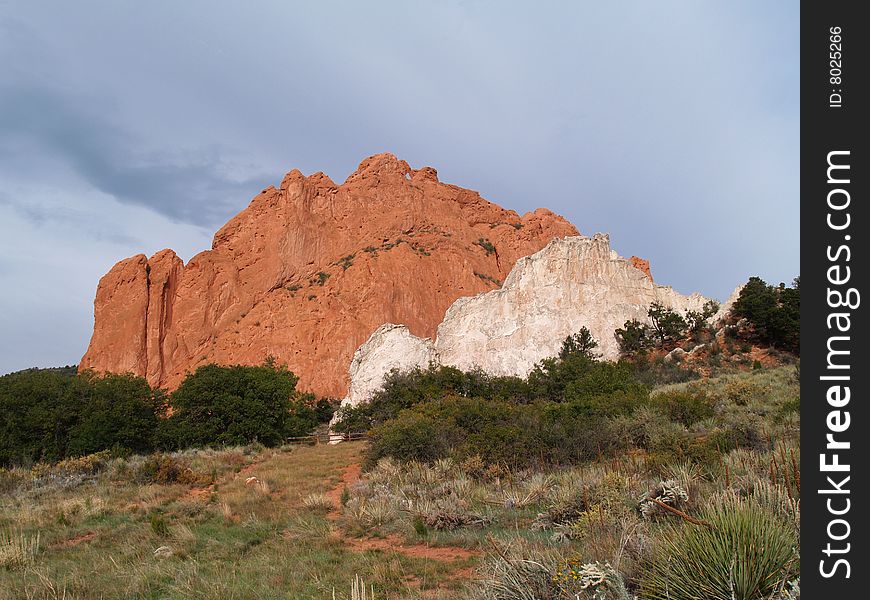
left=0, top=0, right=799, bottom=374
left=0, top=83, right=267, bottom=227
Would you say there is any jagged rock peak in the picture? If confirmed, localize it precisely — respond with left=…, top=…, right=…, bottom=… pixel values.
left=80, top=154, right=578, bottom=397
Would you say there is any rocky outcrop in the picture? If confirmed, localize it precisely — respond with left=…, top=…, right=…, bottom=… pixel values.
left=628, top=256, right=653, bottom=281
left=713, top=284, right=744, bottom=325
left=340, top=234, right=712, bottom=409
left=342, top=324, right=436, bottom=409
left=80, top=153, right=577, bottom=397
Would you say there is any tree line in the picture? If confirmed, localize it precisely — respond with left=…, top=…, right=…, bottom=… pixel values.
left=0, top=361, right=333, bottom=467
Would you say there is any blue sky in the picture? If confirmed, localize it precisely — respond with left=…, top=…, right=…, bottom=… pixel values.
left=0, top=1, right=799, bottom=374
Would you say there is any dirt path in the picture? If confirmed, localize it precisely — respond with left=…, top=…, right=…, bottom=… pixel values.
left=52, top=531, right=98, bottom=549
left=177, top=452, right=273, bottom=505
left=325, top=462, right=481, bottom=564
left=342, top=535, right=479, bottom=561
left=326, top=463, right=361, bottom=521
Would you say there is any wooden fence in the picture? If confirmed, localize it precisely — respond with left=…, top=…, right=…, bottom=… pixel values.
left=284, top=432, right=367, bottom=446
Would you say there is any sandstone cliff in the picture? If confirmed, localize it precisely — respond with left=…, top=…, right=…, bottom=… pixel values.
left=340, top=234, right=712, bottom=409
left=80, top=153, right=578, bottom=397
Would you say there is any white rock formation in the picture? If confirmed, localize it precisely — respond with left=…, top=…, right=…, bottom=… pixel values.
left=339, top=234, right=715, bottom=411
left=713, top=284, right=744, bottom=325
left=342, top=324, right=435, bottom=409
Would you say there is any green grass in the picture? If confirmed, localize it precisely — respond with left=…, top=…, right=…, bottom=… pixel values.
left=0, top=442, right=476, bottom=599
left=1, top=367, right=799, bottom=598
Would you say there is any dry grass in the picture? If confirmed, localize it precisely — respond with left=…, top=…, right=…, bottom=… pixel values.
left=0, top=441, right=476, bottom=598
left=0, top=528, right=40, bottom=568
left=0, top=367, right=799, bottom=598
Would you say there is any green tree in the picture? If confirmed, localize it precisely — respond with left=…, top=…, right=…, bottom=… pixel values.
left=558, top=327, right=599, bottom=360
left=648, top=302, right=687, bottom=347
left=67, top=373, right=165, bottom=456
left=615, top=319, right=652, bottom=356
left=159, top=362, right=311, bottom=449
left=0, top=369, right=161, bottom=466
left=732, top=276, right=800, bottom=352
left=685, top=299, right=720, bottom=339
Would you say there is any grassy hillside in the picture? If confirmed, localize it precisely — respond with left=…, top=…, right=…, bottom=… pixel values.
left=1, top=367, right=799, bottom=599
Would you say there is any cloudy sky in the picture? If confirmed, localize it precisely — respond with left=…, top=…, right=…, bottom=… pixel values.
left=0, top=1, right=798, bottom=374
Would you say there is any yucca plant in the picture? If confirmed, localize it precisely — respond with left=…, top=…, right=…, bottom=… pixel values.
left=740, top=480, right=800, bottom=535
left=360, top=496, right=397, bottom=527
left=475, top=553, right=559, bottom=600
left=302, top=492, right=334, bottom=512
left=639, top=493, right=798, bottom=600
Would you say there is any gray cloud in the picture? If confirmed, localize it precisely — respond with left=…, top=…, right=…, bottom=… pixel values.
left=0, top=0, right=798, bottom=374
left=0, top=83, right=270, bottom=228
left=0, top=192, right=141, bottom=246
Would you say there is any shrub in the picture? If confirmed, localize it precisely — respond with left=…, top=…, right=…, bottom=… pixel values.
left=615, top=319, right=652, bottom=355
left=650, top=390, right=716, bottom=427
left=640, top=494, right=798, bottom=600
left=639, top=479, right=689, bottom=520
left=475, top=547, right=561, bottom=600
left=527, top=354, right=647, bottom=404
left=0, top=468, right=28, bottom=495
left=135, top=454, right=210, bottom=485
left=337, top=254, right=355, bottom=270
left=732, top=276, right=800, bottom=352
left=365, top=395, right=635, bottom=469
left=553, top=559, right=631, bottom=599
left=66, top=373, right=164, bottom=457
left=333, top=365, right=530, bottom=432
left=474, top=237, right=497, bottom=255
left=630, top=355, right=700, bottom=387
left=157, top=362, right=315, bottom=450
left=0, top=369, right=162, bottom=467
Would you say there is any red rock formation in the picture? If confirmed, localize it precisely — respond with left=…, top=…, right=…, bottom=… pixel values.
left=80, top=153, right=578, bottom=397
left=629, top=256, right=653, bottom=281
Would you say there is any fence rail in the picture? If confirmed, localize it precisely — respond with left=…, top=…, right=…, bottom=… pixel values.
left=284, top=432, right=367, bottom=445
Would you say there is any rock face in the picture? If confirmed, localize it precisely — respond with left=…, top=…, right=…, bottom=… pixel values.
left=713, top=284, right=744, bottom=325
left=341, top=234, right=712, bottom=409
left=628, top=256, right=653, bottom=281
left=80, top=153, right=578, bottom=397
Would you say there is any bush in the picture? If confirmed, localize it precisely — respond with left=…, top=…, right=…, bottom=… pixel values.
left=650, top=390, right=716, bottom=427
left=134, top=454, right=211, bottom=485
left=334, top=365, right=530, bottom=432
left=640, top=493, right=798, bottom=600
left=630, top=355, right=700, bottom=387
left=0, top=369, right=162, bottom=467
left=474, top=237, right=497, bottom=255
left=527, top=354, right=647, bottom=403
left=732, top=276, right=800, bottom=352
left=365, top=394, right=636, bottom=469
left=157, top=363, right=314, bottom=450
left=66, top=373, right=164, bottom=457
left=615, top=319, right=652, bottom=355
